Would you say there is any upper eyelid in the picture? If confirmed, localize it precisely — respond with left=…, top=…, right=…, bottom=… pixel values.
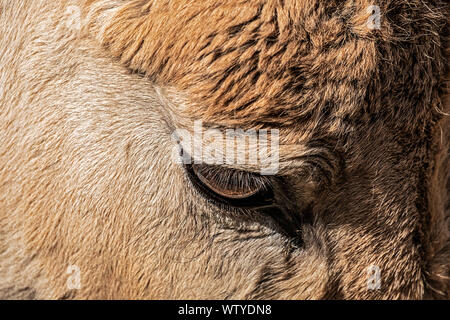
left=191, top=164, right=272, bottom=191
left=178, top=146, right=273, bottom=182
left=184, top=163, right=275, bottom=208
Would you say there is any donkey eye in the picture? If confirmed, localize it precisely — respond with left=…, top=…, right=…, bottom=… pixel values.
left=185, top=164, right=274, bottom=208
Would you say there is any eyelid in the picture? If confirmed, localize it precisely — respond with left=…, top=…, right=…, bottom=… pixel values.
left=193, top=165, right=260, bottom=199
left=185, top=164, right=275, bottom=208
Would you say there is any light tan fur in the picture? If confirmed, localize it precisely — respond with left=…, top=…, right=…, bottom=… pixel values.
left=0, top=0, right=449, bottom=299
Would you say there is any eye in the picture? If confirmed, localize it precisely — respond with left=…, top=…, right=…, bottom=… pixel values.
left=185, top=163, right=304, bottom=246
left=185, top=164, right=275, bottom=208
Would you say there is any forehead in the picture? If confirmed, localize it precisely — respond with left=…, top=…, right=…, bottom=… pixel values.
left=100, top=0, right=378, bottom=132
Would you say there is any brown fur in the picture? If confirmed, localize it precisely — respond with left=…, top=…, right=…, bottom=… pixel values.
left=0, top=0, right=449, bottom=299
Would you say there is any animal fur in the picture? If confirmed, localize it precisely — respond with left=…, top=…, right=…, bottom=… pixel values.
left=0, top=0, right=448, bottom=299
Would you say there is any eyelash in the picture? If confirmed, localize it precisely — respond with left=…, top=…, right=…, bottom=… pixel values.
left=184, top=164, right=275, bottom=209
